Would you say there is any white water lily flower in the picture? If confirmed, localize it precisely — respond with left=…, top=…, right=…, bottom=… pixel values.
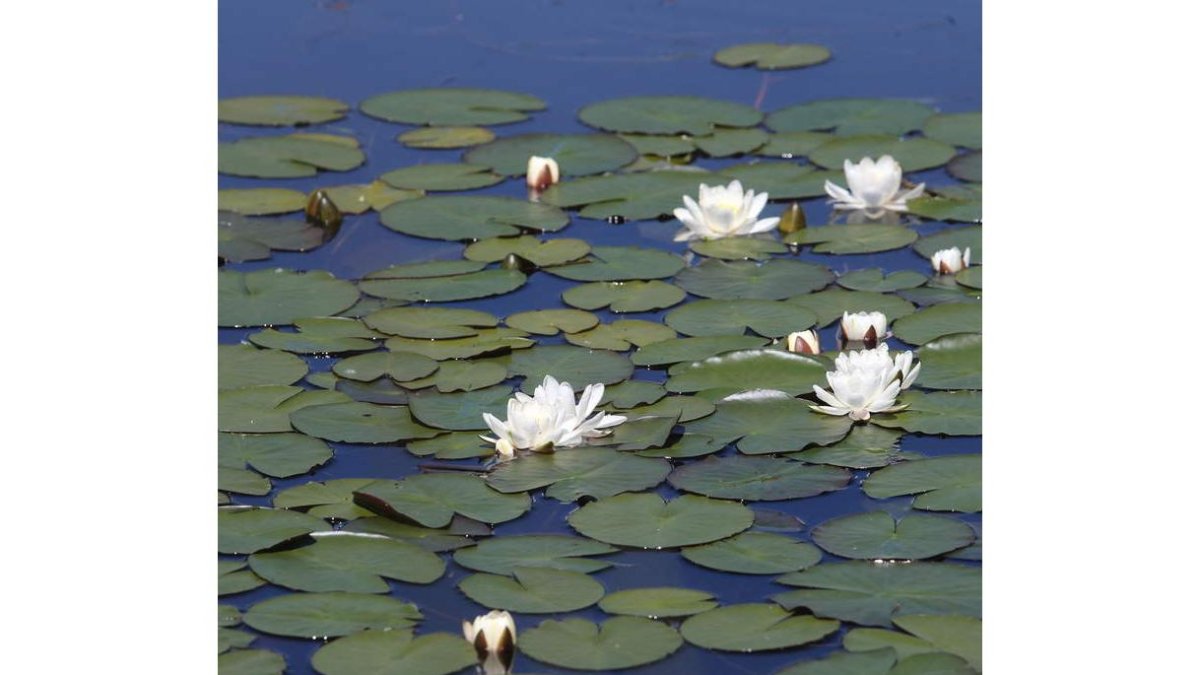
left=526, top=155, right=560, bottom=190
left=463, top=610, right=516, bottom=672
left=785, top=329, right=821, bottom=354
left=824, top=155, right=925, bottom=214
left=811, top=344, right=921, bottom=421
left=673, top=180, right=779, bottom=241
left=931, top=246, right=970, bottom=275
left=480, top=375, right=626, bottom=455
left=840, top=311, right=888, bottom=343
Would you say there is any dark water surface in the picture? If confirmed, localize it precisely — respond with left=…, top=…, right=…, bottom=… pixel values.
left=220, top=1, right=980, bottom=673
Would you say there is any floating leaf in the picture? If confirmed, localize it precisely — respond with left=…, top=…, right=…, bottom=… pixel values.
left=320, top=181, right=424, bottom=213
left=219, top=133, right=365, bottom=178
left=623, top=396, right=716, bottom=423
left=219, top=466, right=271, bottom=496
left=312, top=631, right=475, bottom=675
left=360, top=88, right=545, bottom=125
left=290, top=401, right=440, bottom=443
left=379, top=195, right=568, bottom=241
left=811, top=511, right=975, bottom=560
left=682, top=532, right=823, bottom=574
left=543, top=245, right=685, bottom=282
left=718, top=163, right=841, bottom=199
left=923, top=112, right=981, bottom=150
left=244, top=592, right=422, bottom=638
left=218, top=649, right=285, bottom=675
left=458, top=566, right=605, bottom=613
left=665, top=299, right=818, bottom=338
left=520, top=617, right=683, bottom=670
left=599, top=588, right=717, bottom=618
left=600, top=380, right=667, bottom=408
left=564, top=320, right=676, bottom=351
left=863, top=455, right=981, bottom=512
left=685, top=393, right=854, bottom=454
left=218, top=95, right=349, bottom=126
left=562, top=280, right=687, bottom=313
left=680, top=604, right=840, bottom=652
left=345, top=515, right=490, bottom=552
left=715, top=43, right=832, bottom=70
left=397, top=125, right=495, bottom=148
left=487, top=447, right=671, bottom=501
left=891, top=652, right=975, bottom=675
left=955, top=267, right=982, bottom=290
left=218, top=212, right=327, bottom=263
left=947, top=151, right=982, bottom=183
left=407, top=385, right=513, bottom=430
left=540, top=171, right=709, bottom=220
left=249, top=532, right=445, bottom=592
left=217, top=507, right=332, bottom=555
left=786, top=224, right=917, bottom=254
left=332, top=351, right=440, bottom=383
left=891, top=303, right=981, bottom=346
left=618, top=133, right=696, bottom=156
left=505, top=309, right=598, bottom=335
left=776, top=649, right=897, bottom=675
left=666, top=349, right=827, bottom=396
left=690, top=237, right=789, bottom=261
left=579, top=95, right=762, bottom=134
left=873, top=391, right=982, bottom=436
left=361, top=269, right=527, bottom=303
left=669, top=455, right=849, bottom=501
left=787, top=288, right=916, bottom=327
left=218, top=386, right=348, bottom=433
left=453, top=535, right=617, bottom=575
left=568, top=493, right=753, bottom=548
left=465, top=236, right=591, bottom=267
left=249, top=317, right=382, bottom=355
left=464, top=133, right=638, bottom=176
left=378, top=162, right=503, bottom=191
left=364, top=307, right=498, bottom=339
left=837, top=269, right=928, bottom=292
left=847, top=616, right=982, bottom=671
left=809, top=135, right=956, bottom=172
left=400, top=359, right=510, bottom=393
left=766, top=99, right=936, bottom=135
left=218, top=344, right=308, bottom=390
left=914, top=225, right=982, bottom=263
left=916, top=334, right=982, bottom=390
left=274, top=478, right=378, bottom=520
left=405, top=431, right=493, bottom=459
left=675, top=259, right=833, bottom=300
left=219, top=561, right=266, bottom=596
left=218, top=432, right=332, bottom=478
left=907, top=196, right=982, bottom=223
left=385, top=328, right=534, bottom=360
left=756, top=131, right=834, bottom=158
left=219, top=269, right=359, bottom=327
left=508, top=345, right=634, bottom=391
left=355, top=473, right=530, bottom=527
left=789, top=425, right=911, bottom=469
left=218, top=629, right=256, bottom=654
left=899, top=285, right=980, bottom=307
left=693, top=128, right=770, bottom=157
left=632, top=335, right=769, bottom=367
left=218, top=188, right=307, bottom=215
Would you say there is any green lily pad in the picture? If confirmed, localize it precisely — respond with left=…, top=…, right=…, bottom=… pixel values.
left=787, top=288, right=916, bottom=327
left=360, top=88, right=545, bottom=125
left=947, top=151, right=982, bottom=183
left=399, top=359, right=510, bottom=393
left=544, top=245, right=685, bottom=282
left=218, top=344, right=308, bottom=390
left=837, top=269, right=928, bottom=292
left=540, top=171, right=710, bottom=220
left=453, top=534, right=617, bottom=575
left=669, top=455, right=849, bottom=501
left=680, top=604, right=840, bottom=652
left=218, top=649, right=285, bottom=675
left=312, top=631, right=476, bottom=675
left=811, top=511, right=975, bottom=560
left=776, top=649, right=897, bottom=675
left=891, top=303, right=981, bottom=346
left=675, top=259, right=833, bottom=300
left=693, top=128, right=770, bottom=157
left=600, top=380, right=668, bottom=408
left=564, top=320, right=676, bottom=351
left=632, top=335, right=770, bottom=367
left=715, top=43, right=832, bottom=70
left=955, top=267, right=982, bottom=290
left=218, top=432, right=333, bottom=478
left=773, top=561, right=981, bottom=626
left=486, top=447, right=671, bottom=501
left=218, top=212, right=327, bottom=263
left=508, top=345, right=634, bottom=391
left=914, top=225, right=982, bottom=263
left=505, top=309, right=599, bottom=335
left=873, top=391, right=982, bottom=436
left=274, top=478, right=378, bottom=520
left=379, top=195, right=569, bottom=241
left=789, top=425, right=912, bottom=469
left=397, top=125, right=496, bottom=148
left=406, top=385, right=512, bottom=430
left=666, top=349, right=827, bottom=396
left=330, top=376, right=411, bottom=406
left=623, top=396, right=716, bottom=423
left=218, top=629, right=256, bottom=654
left=379, top=162, right=504, bottom=191
left=756, top=131, right=834, bottom=158
left=405, top=431, right=493, bottom=459
left=320, top=181, right=425, bottom=213
left=847, top=616, right=982, bottom=671
left=599, top=588, right=717, bottom=618
left=385, top=328, right=534, bottom=360
left=579, top=95, right=762, bottom=134
left=244, top=592, right=422, bottom=638
left=568, top=493, right=753, bottom=548
left=863, top=455, right=981, bottom=512
left=249, top=532, right=445, bottom=592
left=600, top=412, right=679, bottom=451
left=361, top=269, right=527, bottom=303
left=718, top=163, right=842, bottom=199
left=890, top=652, right=975, bottom=675
left=249, top=317, right=382, bottom=355
left=618, top=133, right=696, bottom=156
left=290, top=401, right=440, bottom=443
left=219, top=269, right=359, bottom=327
left=766, top=98, right=936, bottom=135
left=218, top=188, right=307, bottom=215
left=332, top=351, right=440, bottom=383
left=354, top=473, right=531, bottom=527
left=219, top=133, right=365, bottom=178
left=344, top=515, right=490, bottom=552
left=690, top=237, right=789, bottom=261
left=923, top=112, right=981, bottom=150
left=665, top=299, right=818, bottom=338
left=219, top=95, right=349, bottom=126
left=219, top=466, right=272, bottom=495
left=786, top=224, right=917, bottom=254
left=217, top=506, right=332, bottom=555
left=363, top=307, right=498, bottom=339
left=521, top=617, right=684, bottom=670
left=562, top=280, right=687, bottom=313
left=219, top=561, right=266, bottom=596
left=916, top=334, right=982, bottom=390
left=809, top=135, right=956, bottom=172
left=682, top=532, right=823, bottom=574
left=685, top=392, right=854, bottom=454
left=907, top=196, right=982, bottom=223
left=458, top=566, right=605, bottom=613
left=217, top=386, right=348, bottom=433
left=464, top=133, right=638, bottom=176
left=465, top=236, right=591, bottom=267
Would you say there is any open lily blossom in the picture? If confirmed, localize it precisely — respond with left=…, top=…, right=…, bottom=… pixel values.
left=463, top=610, right=516, bottom=674
left=673, top=180, right=779, bottom=241
left=481, top=375, right=626, bottom=456
left=785, top=329, right=821, bottom=354
left=931, top=246, right=971, bottom=274
left=811, top=344, right=921, bottom=421
left=526, top=155, right=560, bottom=190
left=840, top=311, right=888, bottom=344
left=823, top=155, right=925, bottom=214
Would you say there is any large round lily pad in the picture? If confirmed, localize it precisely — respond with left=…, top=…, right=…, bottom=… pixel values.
left=218, top=386, right=348, bottom=433
left=312, top=631, right=476, bottom=675
left=679, top=604, right=840, bottom=652
left=290, top=401, right=440, bottom=443
left=776, top=649, right=897, bottom=675
left=923, top=112, right=982, bottom=150
left=863, top=455, right=981, bottom=512
left=564, top=320, right=676, bottom=351
left=218, top=212, right=327, bottom=263
left=458, top=566, right=605, bottom=613
left=465, top=236, right=591, bottom=267
left=248, top=532, right=445, bottom=591
left=811, top=511, right=975, bottom=560
left=668, top=455, right=849, bottom=501
left=379, top=163, right=503, bottom=191
left=675, top=259, right=833, bottom=300
left=666, top=349, right=827, bottom=396
left=332, top=351, right=440, bottom=383
left=715, top=43, right=832, bottom=70
left=837, top=269, right=928, bottom=293
left=718, top=163, right=841, bottom=199
left=891, top=303, right=982, bottom=346
left=505, top=308, right=598, bottom=335
left=360, top=88, right=546, bottom=125
left=379, top=195, right=569, bottom=241
left=690, top=237, right=790, bottom=261
left=361, top=269, right=527, bottom=303
left=568, top=493, right=753, bottom=549
left=218, top=649, right=284, bottom=675
left=665, top=299, right=818, bottom=338
left=693, top=128, right=770, bottom=157
left=274, top=478, right=377, bottom=521
left=218, top=188, right=307, bottom=215
left=786, top=224, right=917, bottom=255
left=872, top=391, right=982, bottom=436
left=539, top=171, right=710, bottom=220
left=507, top=345, right=634, bottom=391
left=520, top=617, right=683, bottom=670
left=632, top=335, right=770, bottom=367
left=684, top=392, right=854, bottom=454
left=453, top=535, right=617, bottom=575
left=218, top=344, right=308, bottom=390
left=598, top=588, right=718, bottom=618
left=218, top=432, right=333, bottom=478
left=916, top=333, right=982, bottom=390
left=787, top=288, right=916, bottom=327
left=543, top=245, right=685, bottom=282
left=487, top=448, right=671, bottom=501
left=563, top=280, right=687, bottom=313
left=788, top=425, right=910, bottom=469
left=217, top=507, right=332, bottom=555
left=219, top=134, right=365, bottom=178
left=682, top=532, right=823, bottom=574
left=219, top=269, right=359, bottom=327
left=464, top=133, right=638, bottom=176
left=809, top=135, right=956, bottom=172
left=397, top=125, right=496, bottom=148
left=354, top=473, right=531, bottom=527
left=579, top=95, right=763, bottom=134
left=244, top=592, right=422, bottom=638
left=219, top=95, right=349, bottom=126
left=766, top=98, right=936, bottom=135
left=364, top=306, right=498, bottom=339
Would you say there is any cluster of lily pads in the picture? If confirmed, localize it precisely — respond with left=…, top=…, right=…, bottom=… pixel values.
left=218, top=42, right=982, bottom=675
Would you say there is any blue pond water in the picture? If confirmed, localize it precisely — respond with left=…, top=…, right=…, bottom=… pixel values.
left=220, top=1, right=981, bottom=672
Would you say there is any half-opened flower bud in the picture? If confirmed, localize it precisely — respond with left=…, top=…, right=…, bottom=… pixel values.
left=840, top=311, right=888, bottom=347
left=785, top=329, right=820, bottom=354
left=931, top=247, right=970, bottom=275
left=526, top=155, right=560, bottom=190
left=305, top=189, right=343, bottom=230
left=463, top=610, right=516, bottom=672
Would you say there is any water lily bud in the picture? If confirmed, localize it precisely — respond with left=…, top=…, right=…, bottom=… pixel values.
left=778, top=202, right=807, bottom=234
left=840, top=311, right=888, bottom=348
left=305, top=189, right=343, bottom=230
left=931, top=247, right=970, bottom=275
left=526, top=155, right=560, bottom=190
left=500, top=253, right=537, bottom=274
left=463, top=610, right=516, bottom=673
left=494, top=438, right=515, bottom=460
left=785, top=329, right=820, bottom=354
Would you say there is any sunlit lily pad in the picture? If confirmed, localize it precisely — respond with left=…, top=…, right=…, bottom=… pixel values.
left=249, top=532, right=445, bottom=591
left=544, top=245, right=685, bottom=281
left=453, top=535, right=617, bottom=575
left=385, top=328, right=534, bottom=360
left=380, top=195, right=569, bottom=241
left=508, top=345, right=634, bottom=391
left=776, top=649, right=897, bottom=675
left=669, top=455, right=849, bottom=501
left=947, top=151, right=982, bottom=183
left=837, top=269, right=928, bottom=292
left=666, top=350, right=827, bottom=396
left=788, top=288, right=916, bottom=326
left=680, top=604, right=840, bottom=652
left=360, top=88, right=546, bottom=126
left=808, top=135, right=956, bottom=171
left=244, top=592, right=422, bottom=638
left=579, top=95, right=762, bottom=134
left=218, top=649, right=284, bottom=675
left=599, top=588, right=717, bottom=618
left=923, top=112, right=981, bottom=150
left=379, top=162, right=504, bottom=191
left=863, top=455, right=981, bottom=512
left=218, top=188, right=307, bottom=215
left=274, top=478, right=377, bottom=520
left=916, top=333, right=982, bottom=390
left=219, top=561, right=266, bottom=596
left=846, top=615, right=982, bottom=671
left=321, top=181, right=425, bottom=213
left=773, top=561, right=981, bottom=626
left=690, top=237, right=789, bottom=261
left=873, top=391, right=981, bottom=436
left=219, top=95, right=349, bottom=126
left=569, top=493, right=753, bottom=548
left=459, top=566, right=605, bottom=613
left=219, top=133, right=365, bottom=178
left=632, top=335, right=770, bottom=367
left=406, top=385, right=512, bottom=430
left=505, top=308, right=598, bottom=335
left=219, top=269, right=360, bottom=327
left=521, top=617, right=683, bottom=670
left=464, top=133, right=638, bottom=176
left=786, top=224, right=917, bottom=254
left=360, top=269, right=527, bottom=302
left=344, top=515, right=489, bottom=552
left=693, top=128, right=770, bottom=157
left=789, top=425, right=912, bottom=469
left=487, top=447, right=671, bottom=501
left=715, top=43, right=832, bottom=70
left=364, top=307, right=498, bottom=339
left=465, top=236, right=591, bottom=267
left=766, top=99, right=936, bottom=135
left=811, top=511, right=975, bottom=560
left=675, top=259, right=834, bottom=300
left=540, top=171, right=709, bottom=220
left=219, top=212, right=327, bottom=263
left=218, top=344, right=308, bottom=390
left=914, top=225, right=982, bottom=263
left=665, top=299, right=818, bottom=338
left=562, top=280, right=687, bottom=313
left=311, top=630, right=476, bottom=675
left=718, top=163, right=841, bottom=199
left=397, top=125, right=496, bottom=148
left=218, top=386, right=348, bottom=433
left=686, top=392, right=854, bottom=454
left=218, top=506, right=332, bottom=555
left=756, top=131, right=834, bottom=158
left=564, top=320, right=677, bottom=351
left=218, top=432, right=333, bottom=478
left=355, top=473, right=531, bottom=527
left=891, top=303, right=981, bottom=346
left=682, top=532, right=823, bottom=574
